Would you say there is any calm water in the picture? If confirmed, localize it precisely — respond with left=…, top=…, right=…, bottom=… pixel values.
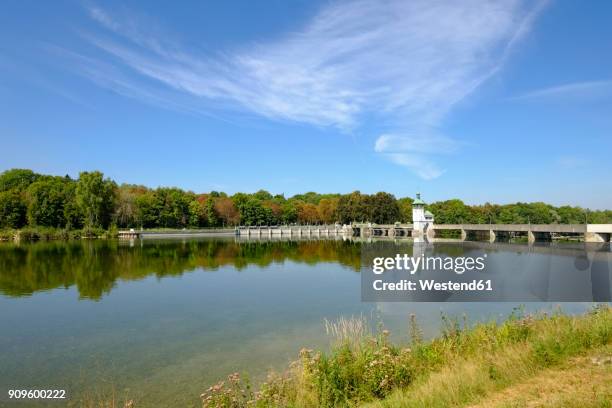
left=0, top=238, right=607, bottom=407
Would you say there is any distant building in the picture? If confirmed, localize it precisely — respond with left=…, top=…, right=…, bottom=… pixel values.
left=412, top=193, right=434, bottom=235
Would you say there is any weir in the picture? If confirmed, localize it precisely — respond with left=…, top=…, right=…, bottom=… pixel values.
left=119, top=223, right=612, bottom=243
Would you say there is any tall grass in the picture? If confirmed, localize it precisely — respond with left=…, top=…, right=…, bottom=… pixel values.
left=200, top=305, right=612, bottom=408
left=324, top=315, right=368, bottom=347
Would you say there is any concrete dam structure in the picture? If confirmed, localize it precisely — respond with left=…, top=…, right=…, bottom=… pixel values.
left=349, top=222, right=612, bottom=243
left=119, top=223, right=611, bottom=243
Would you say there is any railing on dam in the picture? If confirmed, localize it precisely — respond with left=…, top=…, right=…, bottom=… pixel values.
left=119, top=223, right=612, bottom=243
left=236, top=225, right=346, bottom=237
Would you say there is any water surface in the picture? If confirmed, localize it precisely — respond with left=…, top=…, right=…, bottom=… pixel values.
left=0, top=238, right=606, bottom=406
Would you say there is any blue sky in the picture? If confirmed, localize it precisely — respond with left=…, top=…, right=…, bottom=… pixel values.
left=1, top=0, right=611, bottom=208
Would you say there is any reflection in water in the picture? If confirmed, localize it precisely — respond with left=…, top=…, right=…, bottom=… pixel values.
left=0, top=238, right=361, bottom=299
left=361, top=240, right=612, bottom=302
left=0, top=238, right=608, bottom=407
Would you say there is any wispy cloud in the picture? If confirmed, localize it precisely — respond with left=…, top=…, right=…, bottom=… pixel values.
left=65, top=0, right=546, bottom=179
left=512, top=80, right=612, bottom=101
left=383, top=153, right=445, bottom=180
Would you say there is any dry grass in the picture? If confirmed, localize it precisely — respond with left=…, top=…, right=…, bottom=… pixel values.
left=324, top=315, right=369, bottom=347
left=467, top=345, right=612, bottom=408
left=363, top=313, right=612, bottom=408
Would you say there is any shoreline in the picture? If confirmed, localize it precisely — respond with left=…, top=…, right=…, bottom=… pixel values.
left=198, top=305, right=611, bottom=408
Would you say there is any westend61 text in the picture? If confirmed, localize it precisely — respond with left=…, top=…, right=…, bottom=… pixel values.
left=372, top=254, right=487, bottom=275
left=373, top=279, right=493, bottom=292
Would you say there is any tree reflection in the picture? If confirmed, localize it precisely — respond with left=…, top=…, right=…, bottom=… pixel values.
left=0, top=239, right=361, bottom=299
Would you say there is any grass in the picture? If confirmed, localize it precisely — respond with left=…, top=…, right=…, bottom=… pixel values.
left=0, top=226, right=114, bottom=242
left=464, top=345, right=611, bottom=408
left=200, top=305, right=612, bottom=408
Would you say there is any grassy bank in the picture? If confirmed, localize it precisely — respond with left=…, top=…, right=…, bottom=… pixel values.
left=0, top=226, right=116, bottom=242
left=201, top=306, right=611, bottom=408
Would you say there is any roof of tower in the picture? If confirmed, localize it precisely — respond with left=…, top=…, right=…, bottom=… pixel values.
left=413, top=192, right=425, bottom=205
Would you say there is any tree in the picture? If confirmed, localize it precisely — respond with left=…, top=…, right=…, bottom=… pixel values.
left=397, top=197, right=413, bottom=223
left=253, top=190, right=273, bottom=201
left=214, top=197, right=240, bottom=226
left=281, top=201, right=298, bottom=224
left=262, top=200, right=282, bottom=225
left=428, top=199, right=472, bottom=224
left=317, top=197, right=339, bottom=224
left=291, top=192, right=322, bottom=204
left=188, top=199, right=207, bottom=227
left=205, top=196, right=218, bottom=227
left=0, top=169, right=40, bottom=192
left=296, top=202, right=320, bottom=224
left=62, top=182, right=82, bottom=229
left=0, top=190, right=27, bottom=228
left=368, top=192, right=400, bottom=224
left=232, top=194, right=272, bottom=226
left=26, top=177, right=70, bottom=227
left=76, top=171, right=117, bottom=228
left=337, top=191, right=370, bottom=223
left=135, top=191, right=158, bottom=228
left=114, top=185, right=142, bottom=228
left=154, top=188, right=192, bottom=228
left=557, top=206, right=585, bottom=224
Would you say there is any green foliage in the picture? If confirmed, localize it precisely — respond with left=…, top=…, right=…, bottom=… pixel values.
left=1, top=168, right=611, bottom=235
left=76, top=171, right=117, bottom=228
left=232, top=193, right=273, bottom=226
left=155, top=187, right=192, bottom=228
left=0, top=190, right=27, bottom=228
left=368, top=192, right=401, bottom=224
left=397, top=197, right=413, bottom=223
left=281, top=201, right=298, bottom=224
left=0, top=168, right=40, bottom=192
left=188, top=200, right=207, bottom=228
left=205, top=197, right=218, bottom=227
left=428, top=199, right=472, bottom=224
left=337, top=191, right=370, bottom=224
left=26, top=177, right=70, bottom=227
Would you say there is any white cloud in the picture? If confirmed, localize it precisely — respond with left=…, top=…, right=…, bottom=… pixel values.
left=383, top=154, right=444, bottom=180
left=375, top=134, right=459, bottom=155
left=512, top=80, right=612, bottom=101
left=68, top=0, right=546, bottom=178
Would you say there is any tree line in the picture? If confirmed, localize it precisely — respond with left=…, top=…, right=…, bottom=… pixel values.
left=0, top=168, right=610, bottom=231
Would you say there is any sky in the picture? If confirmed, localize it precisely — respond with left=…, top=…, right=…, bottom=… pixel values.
left=1, top=0, right=611, bottom=208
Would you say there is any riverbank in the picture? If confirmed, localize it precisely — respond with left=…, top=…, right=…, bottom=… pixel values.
left=0, top=226, right=113, bottom=242
left=0, top=227, right=239, bottom=242
left=201, top=305, right=611, bottom=407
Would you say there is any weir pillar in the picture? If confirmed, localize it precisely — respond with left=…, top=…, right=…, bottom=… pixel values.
left=528, top=230, right=535, bottom=244
left=585, top=232, right=609, bottom=243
